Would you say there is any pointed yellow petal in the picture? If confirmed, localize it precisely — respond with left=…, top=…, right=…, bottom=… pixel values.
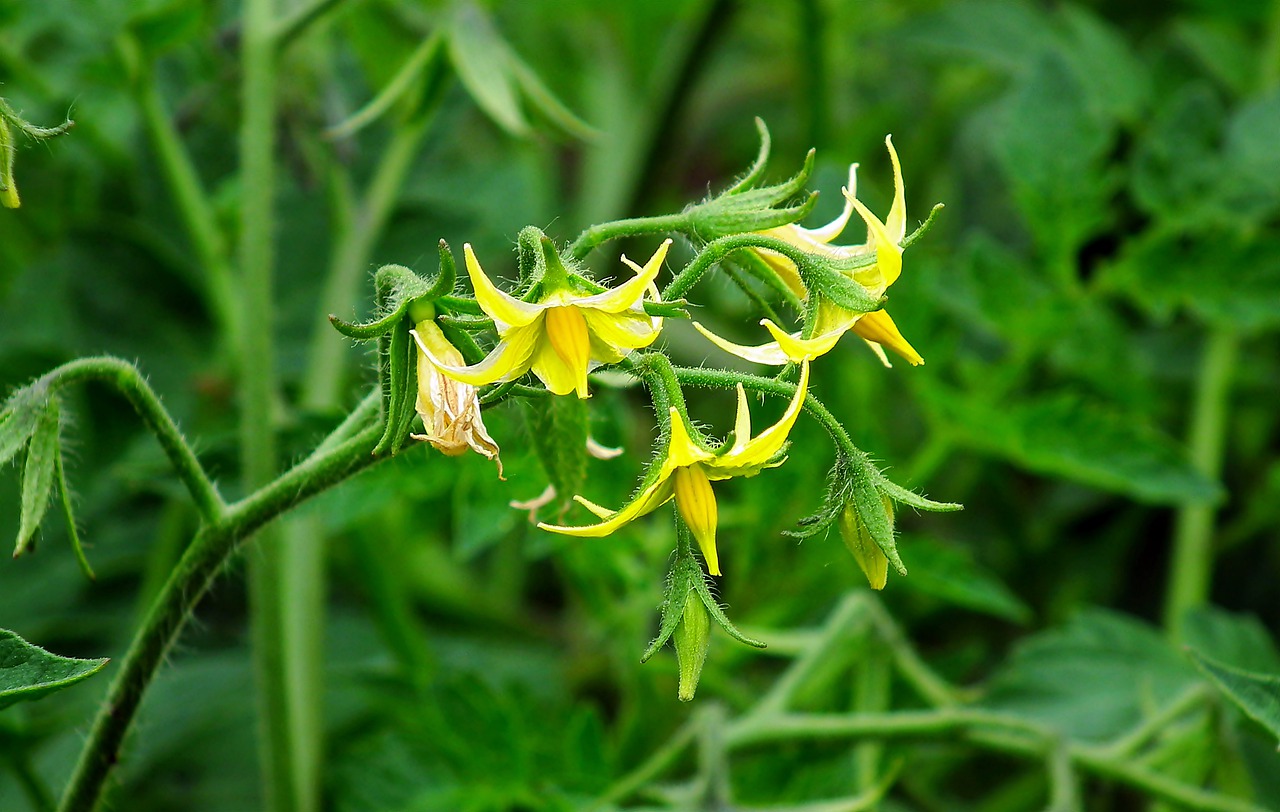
left=851, top=309, right=923, bottom=366
left=581, top=309, right=662, bottom=353
left=806, top=163, right=860, bottom=243
left=752, top=246, right=808, bottom=298
left=464, top=244, right=544, bottom=328
left=847, top=195, right=903, bottom=287
left=574, top=494, right=614, bottom=519
left=673, top=464, right=721, bottom=575
left=713, top=360, right=809, bottom=473
left=529, top=338, right=586, bottom=397
left=759, top=319, right=846, bottom=362
left=422, top=322, right=540, bottom=386
left=884, top=135, right=906, bottom=245
left=539, top=479, right=674, bottom=537
left=578, top=239, right=671, bottom=313
left=693, top=322, right=791, bottom=366
left=665, top=408, right=714, bottom=471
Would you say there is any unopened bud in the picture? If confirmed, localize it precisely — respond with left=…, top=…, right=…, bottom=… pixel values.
left=674, top=596, right=710, bottom=701
left=839, top=496, right=894, bottom=590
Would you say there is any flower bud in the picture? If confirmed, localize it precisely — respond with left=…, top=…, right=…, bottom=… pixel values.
left=839, top=495, right=894, bottom=590
left=674, top=595, right=711, bottom=702
left=410, top=320, right=503, bottom=475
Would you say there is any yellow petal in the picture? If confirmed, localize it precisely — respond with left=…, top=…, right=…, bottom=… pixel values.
left=581, top=308, right=662, bottom=353
left=673, top=464, right=721, bottom=575
left=665, top=408, right=715, bottom=471
left=847, top=195, right=903, bottom=287
left=464, top=244, right=544, bottom=329
left=752, top=246, right=808, bottom=298
left=729, top=384, right=751, bottom=455
left=884, top=135, right=907, bottom=245
left=578, top=239, right=671, bottom=314
left=528, top=336, right=586, bottom=397
left=573, top=494, right=614, bottom=519
left=759, top=319, right=847, bottom=362
left=422, top=320, right=541, bottom=386
left=538, top=479, right=674, bottom=537
left=805, top=163, right=860, bottom=244
left=851, top=309, right=923, bottom=366
left=713, top=360, right=809, bottom=473
left=545, top=306, right=592, bottom=397
left=693, top=322, right=791, bottom=366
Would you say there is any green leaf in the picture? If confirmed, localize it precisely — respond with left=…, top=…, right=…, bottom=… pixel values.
left=1219, top=89, right=1280, bottom=226
left=127, top=0, right=204, bottom=57
left=15, top=398, right=60, bottom=557
left=937, top=390, right=1221, bottom=505
left=447, top=2, right=529, bottom=137
left=983, top=610, right=1198, bottom=742
left=1129, top=84, right=1226, bottom=224
left=1056, top=6, right=1149, bottom=124
left=1183, top=607, right=1280, bottom=675
left=897, top=536, right=1031, bottom=624
left=990, top=53, right=1115, bottom=258
left=1188, top=649, right=1280, bottom=749
left=0, top=627, right=108, bottom=710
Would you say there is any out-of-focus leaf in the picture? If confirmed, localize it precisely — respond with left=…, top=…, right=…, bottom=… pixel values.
left=448, top=3, right=529, bottom=136
left=1183, top=607, right=1280, bottom=674
left=1219, top=89, right=1280, bottom=226
left=983, top=610, right=1198, bottom=742
left=1174, top=20, right=1256, bottom=97
left=990, top=53, right=1115, bottom=259
left=936, top=391, right=1221, bottom=505
left=1130, top=84, right=1225, bottom=223
left=0, top=627, right=108, bottom=710
left=903, top=0, right=1057, bottom=73
left=1057, top=6, right=1149, bottom=124
left=127, top=0, right=204, bottom=57
left=1105, top=229, right=1280, bottom=333
left=897, top=536, right=1031, bottom=624
left=1188, top=649, right=1280, bottom=749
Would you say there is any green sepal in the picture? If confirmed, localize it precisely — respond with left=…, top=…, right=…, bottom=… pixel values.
left=54, top=443, right=94, bottom=580
left=805, top=264, right=885, bottom=314
left=330, top=250, right=451, bottom=340
left=1, top=385, right=48, bottom=466
left=373, top=314, right=419, bottom=456
left=848, top=455, right=906, bottom=577
left=684, top=126, right=818, bottom=241
left=523, top=393, right=589, bottom=513
left=15, top=398, right=60, bottom=558
left=902, top=203, right=945, bottom=250
left=874, top=472, right=963, bottom=513
left=0, top=628, right=108, bottom=711
left=641, top=536, right=701, bottom=662
left=693, top=564, right=765, bottom=649
left=516, top=226, right=544, bottom=291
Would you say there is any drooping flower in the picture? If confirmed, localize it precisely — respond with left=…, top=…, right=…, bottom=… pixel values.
left=696, top=136, right=923, bottom=367
left=409, top=319, right=503, bottom=475
left=839, top=495, right=894, bottom=590
left=425, top=240, right=672, bottom=398
left=539, top=362, right=810, bottom=575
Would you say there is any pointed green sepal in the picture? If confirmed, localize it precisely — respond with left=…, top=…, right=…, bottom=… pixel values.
left=14, top=398, right=60, bottom=558
left=641, top=538, right=702, bottom=663
left=54, top=443, right=94, bottom=580
left=372, top=314, right=419, bottom=456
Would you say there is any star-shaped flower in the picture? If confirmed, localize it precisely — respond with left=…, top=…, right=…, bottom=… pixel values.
left=539, top=362, right=810, bottom=575
left=426, top=240, right=672, bottom=397
left=696, top=136, right=922, bottom=367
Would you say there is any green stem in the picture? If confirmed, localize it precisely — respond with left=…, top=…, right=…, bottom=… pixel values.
left=664, top=233, right=816, bottom=308
left=55, top=422, right=385, bottom=812
left=235, top=0, right=295, bottom=808
left=302, top=115, right=432, bottom=411
left=568, top=212, right=691, bottom=260
left=750, top=594, right=870, bottom=718
left=592, top=720, right=699, bottom=807
left=39, top=357, right=224, bottom=522
left=131, top=55, right=240, bottom=349
left=1163, top=328, right=1237, bottom=637
left=273, top=0, right=353, bottom=51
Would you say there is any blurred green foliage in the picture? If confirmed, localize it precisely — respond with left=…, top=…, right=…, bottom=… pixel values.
left=3, top=0, right=1280, bottom=810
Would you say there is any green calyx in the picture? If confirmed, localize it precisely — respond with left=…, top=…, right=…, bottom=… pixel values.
left=0, top=96, right=76, bottom=210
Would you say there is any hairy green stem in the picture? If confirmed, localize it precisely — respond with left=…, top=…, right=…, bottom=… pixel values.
left=568, top=212, right=691, bottom=260
left=1163, top=328, right=1237, bottom=637
left=55, top=422, right=385, bottom=812
left=38, top=357, right=224, bottom=522
left=664, top=233, right=818, bottom=308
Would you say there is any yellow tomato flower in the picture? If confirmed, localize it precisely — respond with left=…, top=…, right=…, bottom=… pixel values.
left=426, top=240, right=672, bottom=398
left=539, top=362, right=810, bottom=576
left=409, top=320, right=503, bottom=474
left=695, top=136, right=922, bottom=367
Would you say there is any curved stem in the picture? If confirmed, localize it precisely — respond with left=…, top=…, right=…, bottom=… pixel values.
left=38, top=357, right=225, bottom=522
left=55, top=422, right=385, bottom=812
left=568, top=212, right=691, bottom=260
